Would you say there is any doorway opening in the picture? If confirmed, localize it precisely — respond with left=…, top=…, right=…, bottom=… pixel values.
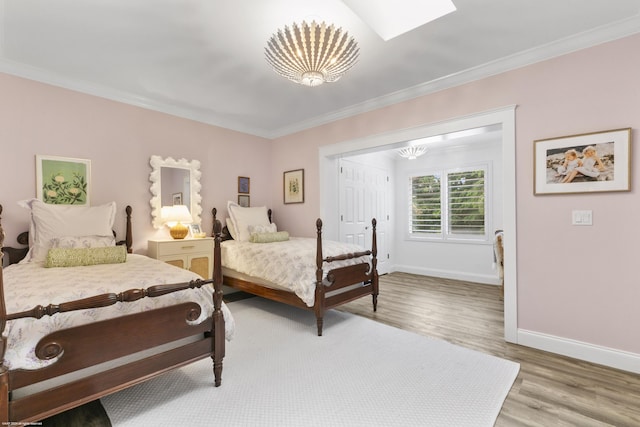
left=319, top=106, right=518, bottom=343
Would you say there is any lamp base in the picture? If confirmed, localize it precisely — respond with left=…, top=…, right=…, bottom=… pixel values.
left=169, top=223, right=189, bottom=239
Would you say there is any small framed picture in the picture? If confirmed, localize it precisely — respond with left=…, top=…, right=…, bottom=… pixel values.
left=36, top=155, right=91, bottom=205
left=283, top=169, right=304, bottom=204
left=534, top=128, right=631, bottom=195
left=238, top=176, right=250, bottom=194
left=189, top=224, right=202, bottom=237
left=172, top=192, right=183, bottom=205
left=238, top=194, right=250, bottom=207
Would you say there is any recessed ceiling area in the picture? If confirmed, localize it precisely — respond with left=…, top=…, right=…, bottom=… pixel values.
left=342, top=0, right=457, bottom=41
left=1, top=0, right=639, bottom=138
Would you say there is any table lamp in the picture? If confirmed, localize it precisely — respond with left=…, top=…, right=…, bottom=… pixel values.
left=161, top=205, right=193, bottom=239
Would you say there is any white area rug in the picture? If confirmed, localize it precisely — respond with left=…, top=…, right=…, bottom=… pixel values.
left=102, top=298, right=519, bottom=426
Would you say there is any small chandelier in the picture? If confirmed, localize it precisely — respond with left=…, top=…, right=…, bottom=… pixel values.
left=397, top=146, right=428, bottom=160
left=265, top=20, right=360, bottom=87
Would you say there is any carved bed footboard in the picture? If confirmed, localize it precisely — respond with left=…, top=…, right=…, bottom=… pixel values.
left=10, top=303, right=216, bottom=422
left=213, top=207, right=378, bottom=336
left=0, top=204, right=226, bottom=424
left=314, top=218, right=379, bottom=336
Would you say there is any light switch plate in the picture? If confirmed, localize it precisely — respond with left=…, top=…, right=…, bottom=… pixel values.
left=572, top=210, right=592, bottom=226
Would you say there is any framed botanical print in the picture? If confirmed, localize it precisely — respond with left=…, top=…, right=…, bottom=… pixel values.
left=36, top=155, right=91, bottom=205
left=283, top=169, right=304, bottom=204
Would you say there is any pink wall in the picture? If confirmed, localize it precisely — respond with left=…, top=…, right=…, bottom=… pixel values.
left=271, top=33, right=640, bottom=354
left=1, top=32, right=638, bottom=360
left=0, top=73, right=271, bottom=254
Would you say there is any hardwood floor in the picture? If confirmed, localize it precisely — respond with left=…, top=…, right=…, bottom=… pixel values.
left=337, top=272, right=640, bottom=427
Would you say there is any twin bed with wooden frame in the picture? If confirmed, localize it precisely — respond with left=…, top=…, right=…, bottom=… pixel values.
left=213, top=204, right=379, bottom=336
left=0, top=198, right=378, bottom=424
left=0, top=202, right=228, bottom=425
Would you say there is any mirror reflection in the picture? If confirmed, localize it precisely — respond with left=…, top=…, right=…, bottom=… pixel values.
left=150, top=156, right=202, bottom=229
left=161, top=167, right=191, bottom=208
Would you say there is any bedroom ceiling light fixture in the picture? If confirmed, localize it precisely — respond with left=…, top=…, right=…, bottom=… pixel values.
left=397, top=145, right=428, bottom=160
left=265, top=20, right=360, bottom=87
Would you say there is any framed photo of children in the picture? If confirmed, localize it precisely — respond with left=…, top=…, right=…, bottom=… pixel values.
left=36, top=155, right=91, bottom=205
left=283, top=169, right=304, bottom=204
left=534, top=128, right=631, bottom=195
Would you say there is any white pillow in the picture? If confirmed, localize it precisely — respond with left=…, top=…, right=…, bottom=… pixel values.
left=226, top=218, right=238, bottom=240
left=227, top=201, right=270, bottom=242
left=248, top=223, right=277, bottom=235
left=226, top=201, right=238, bottom=232
left=19, top=199, right=116, bottom=262
left=50, top=235, right=116, bottom=249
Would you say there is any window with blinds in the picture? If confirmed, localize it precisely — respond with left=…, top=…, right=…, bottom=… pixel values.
left=447, top=170, right=485, bottom=235
left=410, top=166, right=487, bottom=239
left=411, top=173, right=442, bottom=234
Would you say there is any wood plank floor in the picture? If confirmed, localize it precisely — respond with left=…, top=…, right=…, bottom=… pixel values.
left=336, top=272, right=640, bottom=427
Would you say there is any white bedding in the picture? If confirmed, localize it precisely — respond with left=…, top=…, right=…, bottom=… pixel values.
left=221, top=237, right=371, bottom=307
left=3, top=254, right=235, bottom=370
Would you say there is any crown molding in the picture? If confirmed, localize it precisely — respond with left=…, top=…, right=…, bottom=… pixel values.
left=269, top=13, right=640, bottom=138
left=0, top=58, right=272, bottom=138
left=1, top=13, right=639, bottom=140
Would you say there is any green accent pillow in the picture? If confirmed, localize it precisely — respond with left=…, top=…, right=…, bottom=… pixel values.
left=45, top=246, right=127, bottom=268
left=249, top=231, right=290, bottom=243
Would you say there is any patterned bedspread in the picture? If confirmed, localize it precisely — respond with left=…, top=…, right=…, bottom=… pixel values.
left=221, top=237, right=371, bottom=307
left=2, top=254, right=235, bottom=370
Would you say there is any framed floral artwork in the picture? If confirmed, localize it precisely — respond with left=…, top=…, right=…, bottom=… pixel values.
left=283, top=169, right=304, bottom=204
left=36, top=155, right=91, bottom=205
left=534, top=128, right=631, bottom=195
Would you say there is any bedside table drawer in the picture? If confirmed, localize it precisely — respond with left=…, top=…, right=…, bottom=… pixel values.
left=148, top=238, right=214, bottom=279
left=154, top=239, right=213, bottom=256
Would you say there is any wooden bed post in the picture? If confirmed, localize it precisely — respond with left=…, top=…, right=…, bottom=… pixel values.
left=315, top=219, right=325, bottom=336
left=371, top=218, right=379, bottom=312
left=0, top=205, right=9, bottom=422
left=211, top=216, right=225, bottom=386
left=125, top=205, right=133, bottom=253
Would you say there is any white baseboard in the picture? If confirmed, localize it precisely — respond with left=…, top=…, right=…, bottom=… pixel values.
left=517, top=329, right=640, bottom=374
left=393, top=264, right=500, bottom=286
left=388, top=266, right=639, bottom=374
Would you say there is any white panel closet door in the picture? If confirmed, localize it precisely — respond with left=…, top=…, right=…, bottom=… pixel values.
left=339, top=159, right=389, bottom=274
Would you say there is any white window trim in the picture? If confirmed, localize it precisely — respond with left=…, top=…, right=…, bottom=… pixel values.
left=407, top=162, right=492, bottom=243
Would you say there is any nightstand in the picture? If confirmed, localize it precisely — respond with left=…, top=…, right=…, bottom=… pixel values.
left=148, top=238, right=214, bottom=279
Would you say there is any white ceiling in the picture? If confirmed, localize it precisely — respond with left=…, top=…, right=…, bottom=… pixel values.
left=1, top=0, right=639, bottom=139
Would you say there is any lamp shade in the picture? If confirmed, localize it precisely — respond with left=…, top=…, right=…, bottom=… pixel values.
left=161, top=205, right=193, bottom=239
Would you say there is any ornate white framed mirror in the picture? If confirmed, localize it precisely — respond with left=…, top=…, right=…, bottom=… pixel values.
left=149, top=155, right=202, bottom=229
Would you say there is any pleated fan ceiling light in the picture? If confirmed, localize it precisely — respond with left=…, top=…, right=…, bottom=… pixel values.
left=265, top=20, right=360, bottom=87
left=397, top=145, right=428, bottom=160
